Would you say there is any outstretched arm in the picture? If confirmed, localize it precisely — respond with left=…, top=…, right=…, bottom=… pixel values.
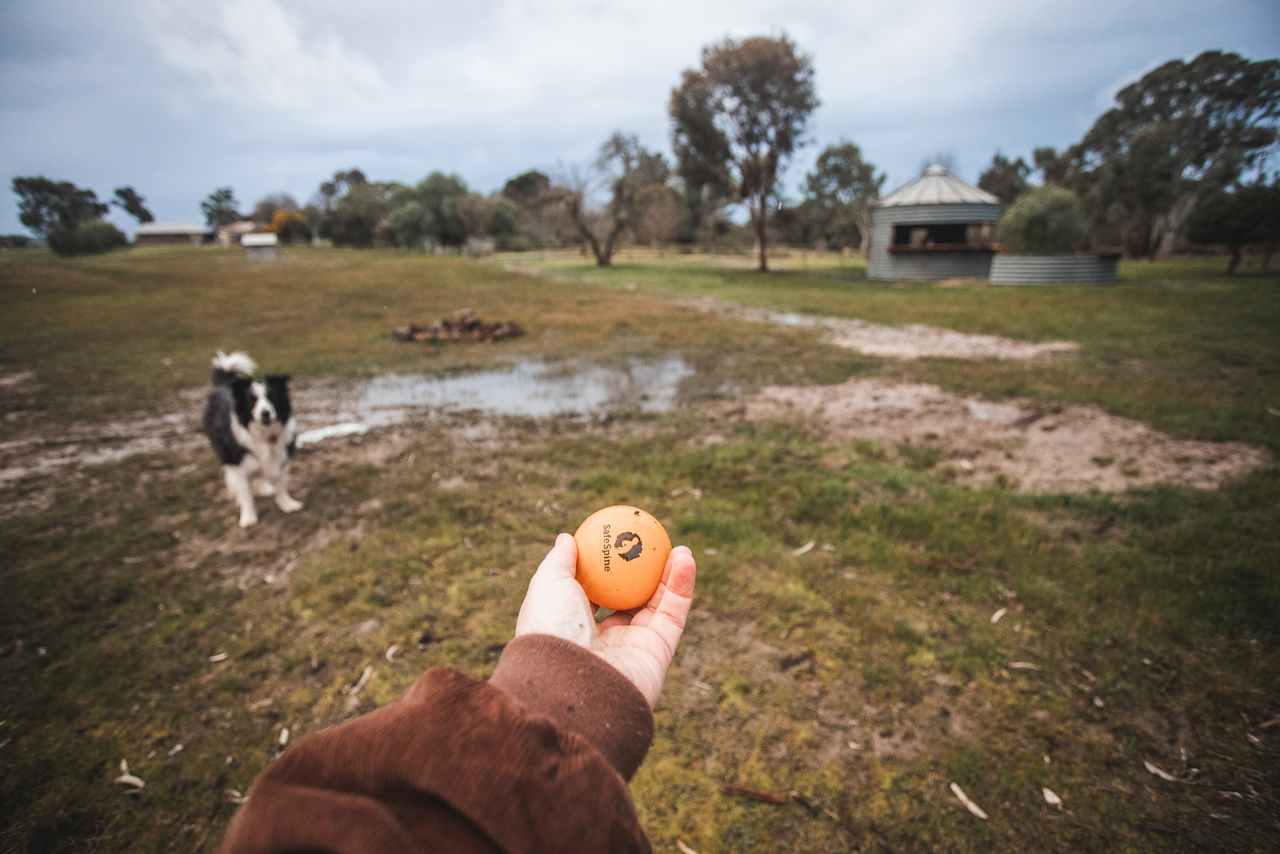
left=221, top=534, right=696, bottom=854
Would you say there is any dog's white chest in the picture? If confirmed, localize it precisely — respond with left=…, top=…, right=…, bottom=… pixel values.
left=231, top=419, right=291, bottom=476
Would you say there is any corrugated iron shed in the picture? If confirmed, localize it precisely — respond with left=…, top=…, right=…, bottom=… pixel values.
left=876, top=164, right=998, bottom=207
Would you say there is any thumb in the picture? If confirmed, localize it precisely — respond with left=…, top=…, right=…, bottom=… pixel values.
left=531, top=532, right=577, bottom=582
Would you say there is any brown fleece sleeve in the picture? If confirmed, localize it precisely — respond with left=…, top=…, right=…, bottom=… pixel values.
left=490, top=634, right=655, bottom=780
left=219, top=640, right=653, bottom=854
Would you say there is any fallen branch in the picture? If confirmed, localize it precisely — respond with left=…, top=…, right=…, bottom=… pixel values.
left=790, top=791, right=839, bottom=820
left=392, top=310, right=524, bottom=345
left=779, top=650, right=815, bottom=672
left=720, top=784, right=836, bottom=819
left=721, top=784, right=789, bottom=805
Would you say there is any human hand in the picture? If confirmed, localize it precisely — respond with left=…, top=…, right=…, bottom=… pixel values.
left=515, top=533, right=696, bottom=707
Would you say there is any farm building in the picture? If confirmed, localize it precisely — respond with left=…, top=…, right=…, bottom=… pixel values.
left=134, top=223, right=209, bottom=247
left=217, top=221, right=258, bottom=247
left=241, top=232, right=279, bottom=261
left=867, top=165, right=1002, bottom=280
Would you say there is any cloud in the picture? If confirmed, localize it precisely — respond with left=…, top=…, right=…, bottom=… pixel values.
left=1, top=0, right=1278, bottom=231
left=142, top=1, right=387, bottom=127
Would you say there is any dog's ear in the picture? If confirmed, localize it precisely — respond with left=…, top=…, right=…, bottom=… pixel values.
left=264, top=374, right=292, bottom=423
left=230, top=376, right=254, bottom=424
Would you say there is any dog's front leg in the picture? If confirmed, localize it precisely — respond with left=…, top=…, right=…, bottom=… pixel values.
left=224, top=464, right=258, bottom=528
left=272, top=465, right=303, bottom=514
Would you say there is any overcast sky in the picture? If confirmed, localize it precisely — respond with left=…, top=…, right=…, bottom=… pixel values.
left=2, top=0, right=1277, bottom=235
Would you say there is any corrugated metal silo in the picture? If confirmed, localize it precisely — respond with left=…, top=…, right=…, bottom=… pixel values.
left=867, top=165, right=1002, bottom=280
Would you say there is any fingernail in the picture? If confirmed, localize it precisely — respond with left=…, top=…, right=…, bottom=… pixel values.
left=556, top=532, right=573, bottom=548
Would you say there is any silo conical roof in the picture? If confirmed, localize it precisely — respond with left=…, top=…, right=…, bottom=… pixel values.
left=876, top=164, right=1000, bottom=207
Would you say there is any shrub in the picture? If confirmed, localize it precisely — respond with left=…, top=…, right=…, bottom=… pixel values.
left=47, top=220, right=128, bottom=256
left=388, top=201, right=429, bottom=249
left=328, top=184, right=391, bottom=247
left=1186, top=185, right=1280, bottom=275
left=270, top=209, right=310, bottom=244
left=997, top=186, right=1089, bottom=254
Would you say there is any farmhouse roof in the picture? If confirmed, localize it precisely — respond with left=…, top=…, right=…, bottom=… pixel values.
left=135, top=223, right=209, bottom=235
left=876, top=164, right=1000, bottom=207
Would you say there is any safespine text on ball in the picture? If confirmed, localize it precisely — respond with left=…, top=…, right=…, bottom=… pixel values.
left=572, top=505, right=671, bottom=611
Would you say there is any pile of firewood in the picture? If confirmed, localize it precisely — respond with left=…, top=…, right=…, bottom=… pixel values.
left=392, top=310, right=525, bottom=344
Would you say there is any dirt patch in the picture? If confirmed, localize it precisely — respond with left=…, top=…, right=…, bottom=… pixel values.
left=0, top=372, right=540, bottom=490
left=0, top=370, right=36, bottom=391
left=0, top=365, right=669, bottom=519
left=739, top=378, right=1268, bottom=493
left=682, top=297, right=1079, bottom=361
left=0, top=412, right=203, bottom=487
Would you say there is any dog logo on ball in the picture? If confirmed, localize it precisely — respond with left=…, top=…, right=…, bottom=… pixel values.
left=614, top=531, right=643, bottom=561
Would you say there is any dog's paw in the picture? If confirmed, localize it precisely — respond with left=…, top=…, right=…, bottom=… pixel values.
left=238, top=513, right=259, bottom=528
left=277, top=496, right=304, bottom=514
left=253, top=481, right=276, bottom=497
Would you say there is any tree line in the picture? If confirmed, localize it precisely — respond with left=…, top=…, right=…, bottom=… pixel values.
left=974, top=51, right=1279, bottom=268
left=7, top=180, right=152, bottom=255
left=9, top=42, right=1277, bottom=270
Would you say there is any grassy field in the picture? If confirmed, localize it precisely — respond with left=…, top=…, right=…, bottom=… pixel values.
left=1, top=246, right=1278, bottom=852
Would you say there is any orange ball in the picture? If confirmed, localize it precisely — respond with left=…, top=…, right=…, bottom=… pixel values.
left=573, top=505, right=671, bottom=610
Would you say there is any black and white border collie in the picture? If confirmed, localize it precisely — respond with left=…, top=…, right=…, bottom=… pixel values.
left=202, top=352, right=303, bottom=528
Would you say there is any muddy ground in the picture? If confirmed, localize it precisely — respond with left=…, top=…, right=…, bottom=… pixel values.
left=4, top=364, right=1267, bottom=514
left=737, top=378, right=1269, bottom=494
left=680, top=297, right=1080, bottom=361
left=5, top=250, right=1280, bottom=853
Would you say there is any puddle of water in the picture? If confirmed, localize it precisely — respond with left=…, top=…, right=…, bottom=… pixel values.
left=349, top=357, right=694, bottom=426
left=769, top=311, right=829, bottom=329
left=0, top=358, right=697, bottom=479
left=762, top=312, right=814, bottom=330
left=681, top=297, right=1079, bottom=361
